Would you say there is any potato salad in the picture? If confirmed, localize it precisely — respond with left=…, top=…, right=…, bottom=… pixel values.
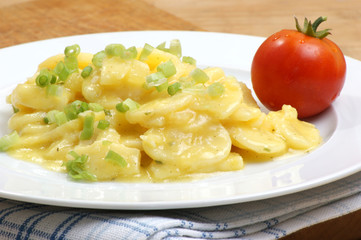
left=0, top=40, right=322, bottom=182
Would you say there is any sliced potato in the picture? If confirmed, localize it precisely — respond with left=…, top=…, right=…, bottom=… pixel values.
left=141, top=122, right=232, bottom=171
left=190, top=76, right=243, bottom=119
left=268, top=105, right=322, bottom=150
left=126, top=93, right=194, bottom=128
left=73, top=140, right=141, bottom=181
left=227, top=125, right=287, bottom=156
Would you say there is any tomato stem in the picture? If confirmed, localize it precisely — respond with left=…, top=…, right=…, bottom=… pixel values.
left=294, top=16, right=331, bottom=39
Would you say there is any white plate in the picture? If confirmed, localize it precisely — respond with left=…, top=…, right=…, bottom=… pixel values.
left=1, top=31, right=361, bottom=210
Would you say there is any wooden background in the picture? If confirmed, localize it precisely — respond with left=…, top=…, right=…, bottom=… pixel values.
left=1, top=0, right=361, bottom=239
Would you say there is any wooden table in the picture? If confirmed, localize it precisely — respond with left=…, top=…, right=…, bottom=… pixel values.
left=1, top=0, right=361, bottom=239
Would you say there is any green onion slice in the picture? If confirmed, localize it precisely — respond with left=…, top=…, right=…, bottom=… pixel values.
left=81, top=65, right=93, bottom=78
left=46, top=110, right=67, bottom=126
left=46, top=84, right=63, bottom=97
left=54, top=111, right=68, bottom=126
left=182, top=56, right=196, bottom=65
left=167, top=82, right=182, bottom=96
left=190, top=68, right=209, bottom=84
left=97, top=119, right=110, bottom=130
left=88, top=103, right=104, bottom=112
left=156, top=40, right=182, bottom=57
left=64, top=55, right=79, bottom=73
left=156, top=41, right=167, bottom=51
left=46, top=110, right=60, bottom=124
left=122, top=46, right=138, bottom=60
left=116, top=98, right=140, bottom=112
left=0, top=131, right=19, bottom=151
left=145, top=72, right=168, bottom=92
left=105, top=43, right=125, bottom=57
left=207, top=82, right=225, bottom=97
left=169, top=39, right=182, bottom=58
left=64, top=44, right=80, bottom=57
left=54, top=61, right=70, bottom=82
left=80, top=114, right=94, bottom=140
left=157, top=60, right=177, bottom=78
left=139, top=43, right=154, bottom=61
left=64, top=104, right=78, bottom=120
left=154, top=78, right=168, bottom=92
left=92, top=50, right=106, bottom=68
left=66, top=152, right=96, bottom=181
left=105, top=150, right=127, bottom=167
left=64, top=100, right=89, bottom=121
left=35, top=68, right=53, bottom=87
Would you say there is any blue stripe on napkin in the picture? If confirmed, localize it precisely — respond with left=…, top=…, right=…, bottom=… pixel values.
left=1, top=171, right=361, bottom=239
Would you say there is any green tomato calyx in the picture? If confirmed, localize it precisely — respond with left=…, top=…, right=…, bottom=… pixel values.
left=295, top=16, right=331, bottom=39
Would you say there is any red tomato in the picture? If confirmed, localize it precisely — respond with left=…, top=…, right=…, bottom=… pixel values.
left=251, top=18, right=346, bottom=118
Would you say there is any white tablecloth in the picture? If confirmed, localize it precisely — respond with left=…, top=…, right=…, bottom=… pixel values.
left=1, top=171, right=361, bottom=239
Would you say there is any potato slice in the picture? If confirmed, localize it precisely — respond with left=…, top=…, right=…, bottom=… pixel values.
left=141, top=122, right=232, bottom=172
left=228, top=125, right=287, bottom=156
left=190, top=76, right=243, bottom=119
left=268, top=105, right=322, bottom=150
left=10, top=84, right=69, bottom=111
left=126, top=93, right=194, bottom=128
left=73, top=140, right=141, bottom=181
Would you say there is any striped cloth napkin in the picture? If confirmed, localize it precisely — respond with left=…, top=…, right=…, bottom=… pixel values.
left=1, top=171, right=361, bottom=240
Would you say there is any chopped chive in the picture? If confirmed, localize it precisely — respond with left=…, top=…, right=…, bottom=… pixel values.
left=139, top=43, right=154, bottom=61
left=70, top=100, right=89, bottom=113
left=207, top=82, right=225, bottom=97
left=169, top=39, right=182, bottom=58
left=46, top=110, right=60, bottom=124
left=121, top=46, right=138, bottom=60
left=167, top=82, right=182, bottom=96
left=88, top=103, right=103, bottom=112
left=36, top=74, right=50, bottom=87
left=182, top=56, right=196, bottom=65
left=54, top=111, right=68, bottom=126
left=80, top=114, right=94, bottom=140
left=54, top=61, right=70, bottom=82
left=104, top=109, right=112, bottom=116
left=64, top=44, right=80, bottom=57
left=157, top=60, right=176, bottom=78
left=156, top=41, right=167, bottom=51
left=146, top=72, right=166, bottom=85
left=105, top=43, right=125, bottom=57
left=92, top=50, right=106, bottom=68
left=155, top=40, right=182, bottom=57
left=49, top=73, right=57, bottom=84
left=46, top=110, right=67, bottom=126
left=154, top=78, right=168, bottom=92
left=0, top=131, right=19, bottom=151
left=190, top=68, right=209, bottom=84
left=145, top=72, right=168, bottom=91
left=116, top=98, right=140, bottom=113
left=64, top=104, right=78, bottom=120
left=66, top=152, right=96, bottom=181
left=46, top=84, right=63, bottom=97
left=97, top=119, right=110, bottom=130
left=81, top=65, right=93, bottom=78
left=64, top=55, right=78, bottom=73
left=35, top=68, right=53, bottom=87
left=105, top=150, right=127, bottom=167
left=80, top=101, right=89, bottom=112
